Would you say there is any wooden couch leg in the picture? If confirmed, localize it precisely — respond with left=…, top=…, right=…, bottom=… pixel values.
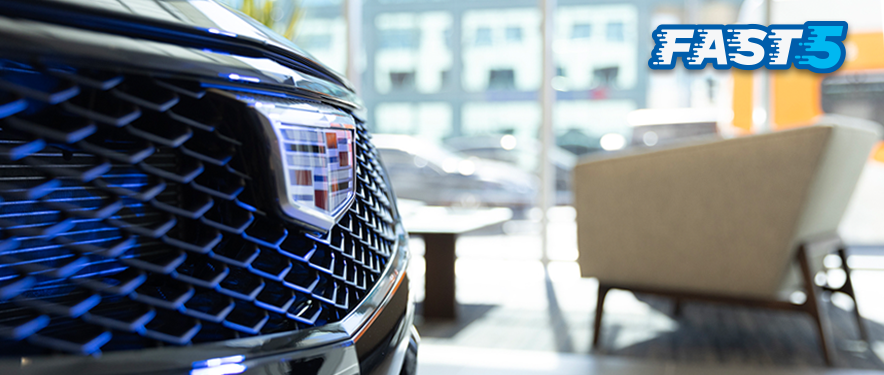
left=592, top=284, right=609, bottom=350
left=673, top=298, right=683, bottom=318
left=838, top=247, right=868, bottom=342
left=799, top=245, right=833, bottom=366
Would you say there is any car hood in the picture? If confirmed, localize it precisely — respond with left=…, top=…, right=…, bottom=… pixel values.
left=0, top=0, right=361, bottom=112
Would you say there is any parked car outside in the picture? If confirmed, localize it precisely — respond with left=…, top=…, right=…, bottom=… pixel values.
left=374, top=134, right=538, bottom=212
left=444, top=135, right=576, bottom=205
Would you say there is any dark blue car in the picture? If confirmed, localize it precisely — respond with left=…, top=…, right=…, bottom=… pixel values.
left=0, top=1, right=417, bottom=374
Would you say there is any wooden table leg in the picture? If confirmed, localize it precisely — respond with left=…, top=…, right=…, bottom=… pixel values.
left=798, top=245, right=833, bottom=366
left=422, top=233, right=457, bottom=319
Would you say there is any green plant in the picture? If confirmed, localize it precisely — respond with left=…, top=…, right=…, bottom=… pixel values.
left=236, top=0, right=304, bottom=40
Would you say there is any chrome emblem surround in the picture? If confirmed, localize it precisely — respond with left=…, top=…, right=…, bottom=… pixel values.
left=251, top=97, right=357, bottom=233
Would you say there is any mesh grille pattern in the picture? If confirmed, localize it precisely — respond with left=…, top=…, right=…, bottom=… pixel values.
left=0, top=59, right=396, bottom=356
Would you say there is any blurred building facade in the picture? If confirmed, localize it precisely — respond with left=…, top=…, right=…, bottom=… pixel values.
left=220, top=0, right=742, bottom=154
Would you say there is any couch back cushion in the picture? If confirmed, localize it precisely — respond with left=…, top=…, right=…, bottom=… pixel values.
left=574, top=126, right=833, bottom=298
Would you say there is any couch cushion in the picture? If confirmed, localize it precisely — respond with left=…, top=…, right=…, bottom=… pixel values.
left=574, top=126, right=833, bottom=298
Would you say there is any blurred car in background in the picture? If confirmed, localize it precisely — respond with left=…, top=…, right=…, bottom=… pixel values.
left=626, top=108, right=720, bottom=148
left=444, top=135, right=576, bottom=205
left=374, top=134, right=538, bottom=212
left=555, top=128, right=605, bottom=156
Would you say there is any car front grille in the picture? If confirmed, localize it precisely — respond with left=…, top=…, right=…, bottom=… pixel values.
left=0, top=59, right=396, bottom=356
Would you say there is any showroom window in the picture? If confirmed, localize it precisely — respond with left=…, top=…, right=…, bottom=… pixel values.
left=488, top=69, right=516, bottom=90
left=474, top=27, right=493, bottom=46
left=606, top=21, right=625, bottom=42
left=571, top=23, right=592, bottom=39
left=375, top=102, right=453, bottom=141
left=390, top=71, right=417, bottom=91
left=593, top=66, right=619, bottom=88
left=380, top=28, right=421, bottom=49
left=506, top=26, right=523, bottom=43
left=374, top=12, right=453, bottom=94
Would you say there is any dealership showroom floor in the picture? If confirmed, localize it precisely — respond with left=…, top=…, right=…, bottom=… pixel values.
left=409, top=164, right=884, bottom=374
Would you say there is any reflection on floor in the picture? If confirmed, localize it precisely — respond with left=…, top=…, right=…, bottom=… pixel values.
left=418, top=344, right=884, bottom=375
left=408, top=206, right=884, bottom=373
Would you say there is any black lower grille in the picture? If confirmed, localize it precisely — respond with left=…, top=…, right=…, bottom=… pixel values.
left=0, top=59, right=397, bottom=355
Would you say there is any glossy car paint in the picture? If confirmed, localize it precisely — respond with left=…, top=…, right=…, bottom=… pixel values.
left=0, top=0, right=416, bottom=374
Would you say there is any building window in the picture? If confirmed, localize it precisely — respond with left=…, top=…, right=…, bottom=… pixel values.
left=488, top=69, right=516, bottom=90
left=474, top=27, right=492, bottom=46
left=379, top=29, right=420, bottom=49
left=390, top=71, right=416, bottom=90
left=606, top=21, right=624, bottom=42
left=556, top=66, right=566, bottom=77
left=505, top=26, right=522, bottom=42
left=571, top=24, right=591, bottom=39
left=592, top=66, right=619, bottom=87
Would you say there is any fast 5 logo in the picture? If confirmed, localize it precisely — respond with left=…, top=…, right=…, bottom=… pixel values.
left=649, top=21, right=848, bottom=73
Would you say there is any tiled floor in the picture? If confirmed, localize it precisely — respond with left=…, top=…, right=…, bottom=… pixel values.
left=407, top=200, right=884, bottom=373
left=418, top=344, right=884, bottom=375
left=414, top=211, right=781, bottom=350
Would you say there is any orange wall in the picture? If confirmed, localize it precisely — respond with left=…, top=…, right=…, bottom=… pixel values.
left=731, top=70, right=754, bottom=132
left=770, top=70, right=822, bottom=130
left=739, top=32, right=884, bottom=162
left=770, top=32, right=884, bottom=129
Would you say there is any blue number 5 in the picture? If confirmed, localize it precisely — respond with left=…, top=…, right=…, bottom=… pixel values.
left=794, top=21, right=848, bottom=74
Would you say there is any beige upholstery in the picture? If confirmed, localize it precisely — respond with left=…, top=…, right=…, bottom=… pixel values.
left=574, top=123, right=878, bottom=299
